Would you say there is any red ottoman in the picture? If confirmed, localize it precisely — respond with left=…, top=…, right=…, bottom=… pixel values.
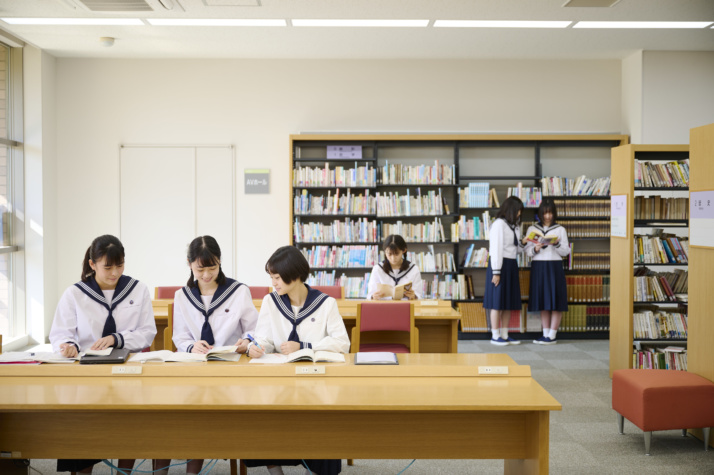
left=612, top=369, right=714, bottom=454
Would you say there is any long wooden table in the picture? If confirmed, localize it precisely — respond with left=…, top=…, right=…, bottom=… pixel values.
left=153, top=299, right=461, bottom=353
left=0, top=354, right=560, bottom=474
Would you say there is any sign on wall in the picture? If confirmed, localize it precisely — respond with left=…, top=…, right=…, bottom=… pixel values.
left=245, top=169, right=270, bottom=194
left=611, top=194, right=628, bottom=238
left=690, top=190, right=714, bottom=249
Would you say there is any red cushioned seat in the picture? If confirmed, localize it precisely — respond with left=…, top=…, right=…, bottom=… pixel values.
left=612, top=369, right=714, bottom=454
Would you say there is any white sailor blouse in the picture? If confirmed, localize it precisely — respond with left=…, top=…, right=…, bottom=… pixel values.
left=524, top=223, right=571, bottom=261
left=253, top=285, right=350, bottom=354
left=488, top=218, right=525, bottom=275
left=50, top=275, right=156, bottom=353
left=172, top=278, right=258, bottom=353
left=366, top=262, right=424, bottom=299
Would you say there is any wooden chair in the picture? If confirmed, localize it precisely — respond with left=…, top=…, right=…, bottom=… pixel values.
left=154, top=286, right=182, bottom=299
left=229, top=460, right=248, bottom=475
left=248, top=286, right=271, bottom=299
left=351, top=302, right=418, bottom=353
left=312, top=285, right=344, bottom=299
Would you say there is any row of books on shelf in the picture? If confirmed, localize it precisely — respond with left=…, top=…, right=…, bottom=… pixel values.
left=294, top=189, right=376, bottom=215
left=453, top=212, right=492, bottom=241
left=506, top=184, right=542, bottom=208
left=557, top=220, right=610, bottom=238
left=633, top=274, right=687, bottom=303
left=634, top=196, right=688, bottom=220
left=300, top=245, right=380, bottom=269
left=541, top=176, right=611, bottom=197
left=458, top=302, right=610, bottom=333
left=293, top=163, right=377, bottom=187
left=634, top=233, right=689, bottom=264
left=633, top=347, right=687, bottom=371
left=565, top=275, right=610, bottom=302
left=383, top=218, right=449, bottom=243
left=403, top=248, right=458, bottom=273
left=294, top=217, right=379, bottom=243
left=564, top=251, right=610, bottom=271
left=375, top=189, right=448, bottom=217
left=552, top=199, right=610, bottom=218
left=633, top=309, right=688, bottom=340
left=459, top=183, right=497, bottom=208
left=379, top=161, right=456, bottom=185
left=634, top=159, right=689, bottom=188
left=634, top=267, right=687, bottom=294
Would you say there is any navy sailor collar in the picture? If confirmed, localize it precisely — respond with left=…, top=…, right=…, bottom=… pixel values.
left=388, top=263, right=415, bottom=285
left=182, top=278, right=244, bottom=317
left=535, top=223, right=561, bottom=233
left=75, top=275, right=139, bottom=309
left=269, top=283, right=329, bottom=321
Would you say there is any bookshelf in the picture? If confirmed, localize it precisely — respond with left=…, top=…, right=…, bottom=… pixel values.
left=609, top=144, right=690, bottom=377
left=290, top=134, right=628, bottom=340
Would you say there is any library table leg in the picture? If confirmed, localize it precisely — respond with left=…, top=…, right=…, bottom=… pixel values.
left=504, top=411, right=549, bottom=475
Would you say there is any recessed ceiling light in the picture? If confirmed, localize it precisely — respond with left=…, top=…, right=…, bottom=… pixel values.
left=147, top=19, right=286, bottom=26
left=434, top=20, right=572, bottom=28
left=292, top=19, right=429, bottom=27
left=1, top=18, right=144, bottom=26
left=574, top=21, right=713, bottom=28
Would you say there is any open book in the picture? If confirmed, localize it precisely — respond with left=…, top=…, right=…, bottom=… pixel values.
left=377, top=282, right=412, bottom=300
left=524, top=229, right=559, bottom=246
left=249, top=348, right=346, bottom=364
left=128, top=346, right=240, bottom=363
left=0, top=351, right=78, bottom=364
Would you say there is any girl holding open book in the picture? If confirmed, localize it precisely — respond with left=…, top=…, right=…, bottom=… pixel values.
left=524, top=198, right=570, bottom=345
left=367, top=234, right=423, bottom=300
left=50, top=234, right=156, bottom=474
left=161, top=235, right=258, bottom=475
left=484, top=196, right=525, bottom=346
left=246, top=245, right=349, bottom=475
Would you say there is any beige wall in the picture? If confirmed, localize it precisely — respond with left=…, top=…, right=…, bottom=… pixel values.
left=53, top=58, right=622, bottom=305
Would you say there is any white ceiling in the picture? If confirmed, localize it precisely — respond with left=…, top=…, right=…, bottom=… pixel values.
left=0, top=0, right=712, bottom=59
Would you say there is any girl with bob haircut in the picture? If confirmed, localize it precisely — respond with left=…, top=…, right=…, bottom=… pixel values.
left=164, top=236, right=258, bottom=475
left=523, top=198, right=570, bottom=344
left=50, top=234, right=156, bottom=474
left=367, top=234, right=423, bottom=300
left=246, top=245, right=349, bottom=475
left=484, top=196, right=525, bottom=346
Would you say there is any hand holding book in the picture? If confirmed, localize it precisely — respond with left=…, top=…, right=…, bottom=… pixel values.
left=525, top=230, right=559, bottom=247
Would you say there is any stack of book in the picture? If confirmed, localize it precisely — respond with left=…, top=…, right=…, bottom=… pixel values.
left=634, top=267, right=687, bottom=300
left=566, top=275, right=610, bottom=302
left=565, top=251, right=610, bottom=271
left=403, top=249, right=457, bottom=273
left=375, top=189, right=447, bottom=216
left=633, top=309, right=688, bottom=339
left=634, top=196, right=689, bottom=220
left=633, top=347, right=687, bottom=371
left=294, top=217, right=379, bottom=243
left=458, top=183, right=495, bottom=208
left=560, top=305, right=610, bottom=332
left=293, top=163, right=376, bottom=187
left=634, top=159, right=689, bottom=188
left=379, top=160, right=456, bottom=185
left=294, top=189, right=377, bottom=215
left=553, top=199, right=610, bottom=217
left=541, top=175, right=611, bottom=196
left=454, top=212, right=492, bottom=241
left=382, top=218, right=448, bottom=242
left=558, top=220, right=610, bottom=238
left=634, top=233, right=688, bottom=264
left=301, top=245, right=379, bottom=268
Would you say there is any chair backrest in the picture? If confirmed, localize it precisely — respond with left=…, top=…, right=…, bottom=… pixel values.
left=249, top=286, right=271, bottom=299
left=359, top=302, right=411, bottom=332
left=312, top=285, right=343, bottom=300
left=155, top=286, right=183, bottom=299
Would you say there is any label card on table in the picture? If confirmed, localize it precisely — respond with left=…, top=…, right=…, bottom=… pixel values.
left=690, top=190, right=714, bottom=248
left=611, top=194, right=628, bottom=238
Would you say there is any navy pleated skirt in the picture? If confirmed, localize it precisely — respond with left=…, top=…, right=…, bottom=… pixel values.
left=528, top=260, right=568, bottom=312
left=484, top=258, right=522, bottom=310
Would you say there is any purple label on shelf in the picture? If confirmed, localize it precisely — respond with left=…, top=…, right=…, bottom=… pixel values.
left=690, top=190, right=714, bottom=219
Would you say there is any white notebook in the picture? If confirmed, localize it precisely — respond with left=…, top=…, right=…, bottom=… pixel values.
left=354, top=352, right=398, bottom=365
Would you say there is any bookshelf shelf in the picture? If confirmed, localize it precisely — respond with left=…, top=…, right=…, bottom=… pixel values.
left=633, top=339, right=687, bottom=343
left=291, top=133, right=628, bottom=307
left=634, top=262, right=688, bottom=267
left=610, top=144, right=690, bottom=376
left=634, top=187, right=689, bottom=191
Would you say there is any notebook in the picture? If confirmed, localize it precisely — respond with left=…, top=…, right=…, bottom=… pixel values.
left=354, top=352, right=399, bottom=365
left=79, top=348, right=131, bottom=365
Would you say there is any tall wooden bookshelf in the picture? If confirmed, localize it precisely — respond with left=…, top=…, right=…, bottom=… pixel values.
left=688, top=123, right=714, bottom=384
left=609, top=144, right=690, bottom=377
left=290, top=134, right=628, bottom=339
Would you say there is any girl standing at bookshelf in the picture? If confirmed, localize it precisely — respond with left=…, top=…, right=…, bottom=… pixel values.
left=524, top=198, right=570, bottom=345
left=367, top=234, right=423, bottom=300
left=246, top=245, right=349, bottom=475
left=160, top=235, right=258, bottom=475
left=50, top=234, right=156, bottom=474
left=484, top=196, right=525, bottom=346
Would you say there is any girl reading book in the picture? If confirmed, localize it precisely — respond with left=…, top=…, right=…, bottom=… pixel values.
left=367, top=234, right=423, bottom=300
left=524, top=198, right=571, bottom=344
left=160, top=235, right=258, bottom=475
left=50, top=234, right=156, bottom=474
left=246, top=245, right=349, bottom=475
left=484, top=196, right=525, bottom=346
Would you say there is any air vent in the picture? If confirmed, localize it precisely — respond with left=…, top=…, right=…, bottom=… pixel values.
left=77, top=0, right=154, bottom=12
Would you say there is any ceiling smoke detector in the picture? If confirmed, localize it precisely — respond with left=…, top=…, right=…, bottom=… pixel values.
left=99, top=36, right=115, bottom=47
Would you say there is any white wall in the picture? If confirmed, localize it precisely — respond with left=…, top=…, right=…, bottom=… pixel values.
left=642, top=51, right=714, bottom=144
left=621, top=51, right=643, bottom=144
left=53, top=58, right=622, bottom=304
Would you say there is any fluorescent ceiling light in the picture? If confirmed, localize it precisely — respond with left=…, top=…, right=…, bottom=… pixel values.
left=1, top=18, right=144, bottom=26
left=434, top=20, right=572, bottom=28
left=293, top=19, right=429, bottom=27
left=574, top=21, right=713, bottom=29
left=147, top=19, right=286, bottom=26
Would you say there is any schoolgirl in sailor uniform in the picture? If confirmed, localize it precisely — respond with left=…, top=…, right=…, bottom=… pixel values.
left=367, top=234, right=423, bottom=300
left=484, top=196, right=525, bottom=346
left=524, top=198, right=570, bottom=345
left=246, top=245, right=349, bottom=475
left=50, top=235, right=155, bottom=474
left=159, top=235, right=258, bottom=475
